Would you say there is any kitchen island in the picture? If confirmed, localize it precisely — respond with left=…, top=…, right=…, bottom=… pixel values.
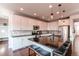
left=28, top=33, right=62, bottom=56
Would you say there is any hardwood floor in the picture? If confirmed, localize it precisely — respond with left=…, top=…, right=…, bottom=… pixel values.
left=0, top=41, right=12, bottom=56
left=13, top=47, right=36, bottom=56
left=13, top=48, right=29, bottom=56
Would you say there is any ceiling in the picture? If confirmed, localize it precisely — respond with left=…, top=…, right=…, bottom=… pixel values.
left=0, top=3, right=79, bottom=22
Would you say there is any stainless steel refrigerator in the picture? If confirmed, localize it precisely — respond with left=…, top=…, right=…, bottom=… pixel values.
left=59, top=25, right=70, bottom=43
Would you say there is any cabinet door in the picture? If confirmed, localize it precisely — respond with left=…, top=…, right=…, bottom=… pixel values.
left=21, top=17, right=30, bottom=30
left=13, top=37, right=22, bottom=50
left=21, top=37, right=27, bottom=48
left=40, top=22, right=47, bottom=30
left=11, top=15, right=21, bottom=30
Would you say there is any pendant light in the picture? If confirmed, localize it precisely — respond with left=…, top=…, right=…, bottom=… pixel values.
left=50, top=4, right=54, bottom=19
left=58, top=4, right=63, bottom=18
left=50, top=13, right=53, bottom=19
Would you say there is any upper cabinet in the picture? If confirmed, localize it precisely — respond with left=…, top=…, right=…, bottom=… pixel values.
left=58, top=19, right=70, bottom=26
left=21, top=16, right=31, bottom=30
left=10, top=15, right=48, bottom=30
left=10, top=15, right=21, bottom=30
left=40, top=22, right=47, bottom=30
left=10, top=15, right=32, bottom=30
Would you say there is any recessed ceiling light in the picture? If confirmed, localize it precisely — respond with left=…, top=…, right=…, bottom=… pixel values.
left=61, top=15, right=63, bottom=17
left=0, top=47, right=5, bottom=53
left=49, top=5, right=52, bottom=9
left=20, top=8, right=24, bottom=11
left=50, top=13, right=53, bottom=19
left=1, top=30, right=5, bottom=33
left=33, top=13, right=37, bottom=16
left=56, top=11, right=60, bottom=14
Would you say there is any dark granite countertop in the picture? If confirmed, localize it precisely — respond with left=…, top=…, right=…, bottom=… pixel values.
left=29, top=45, right=51, bottom=56
left=28, top=37, right=58, bottom=50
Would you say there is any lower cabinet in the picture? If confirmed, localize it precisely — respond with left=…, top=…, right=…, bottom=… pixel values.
left=13, top=37, right=22, bottom=50
left=12, top=36, right=33, bottom=51
left=21, top=37, right=33, bottom=48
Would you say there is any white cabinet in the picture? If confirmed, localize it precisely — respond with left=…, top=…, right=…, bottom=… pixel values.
left=48, top=22, right=58, bottom=30
left=12, top=36, right=34, bottom=51
left=21, top=36, right=34, bottom=48
left=21, top=17, right=31, bottom=30
left=22, top=37, right=29, bottom=48
left=11, top=15, right=33, bottom=30
left=11, top=15, right=21, bottom=30
left=13, top=37, right=22, bottom=50
left=40, top=22, right=47, bottom=30
left=11, top=15, right=48, bottom=30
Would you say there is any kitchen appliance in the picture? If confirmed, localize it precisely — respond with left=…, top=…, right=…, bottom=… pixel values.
left=59, top=26, right=70, bottom=42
